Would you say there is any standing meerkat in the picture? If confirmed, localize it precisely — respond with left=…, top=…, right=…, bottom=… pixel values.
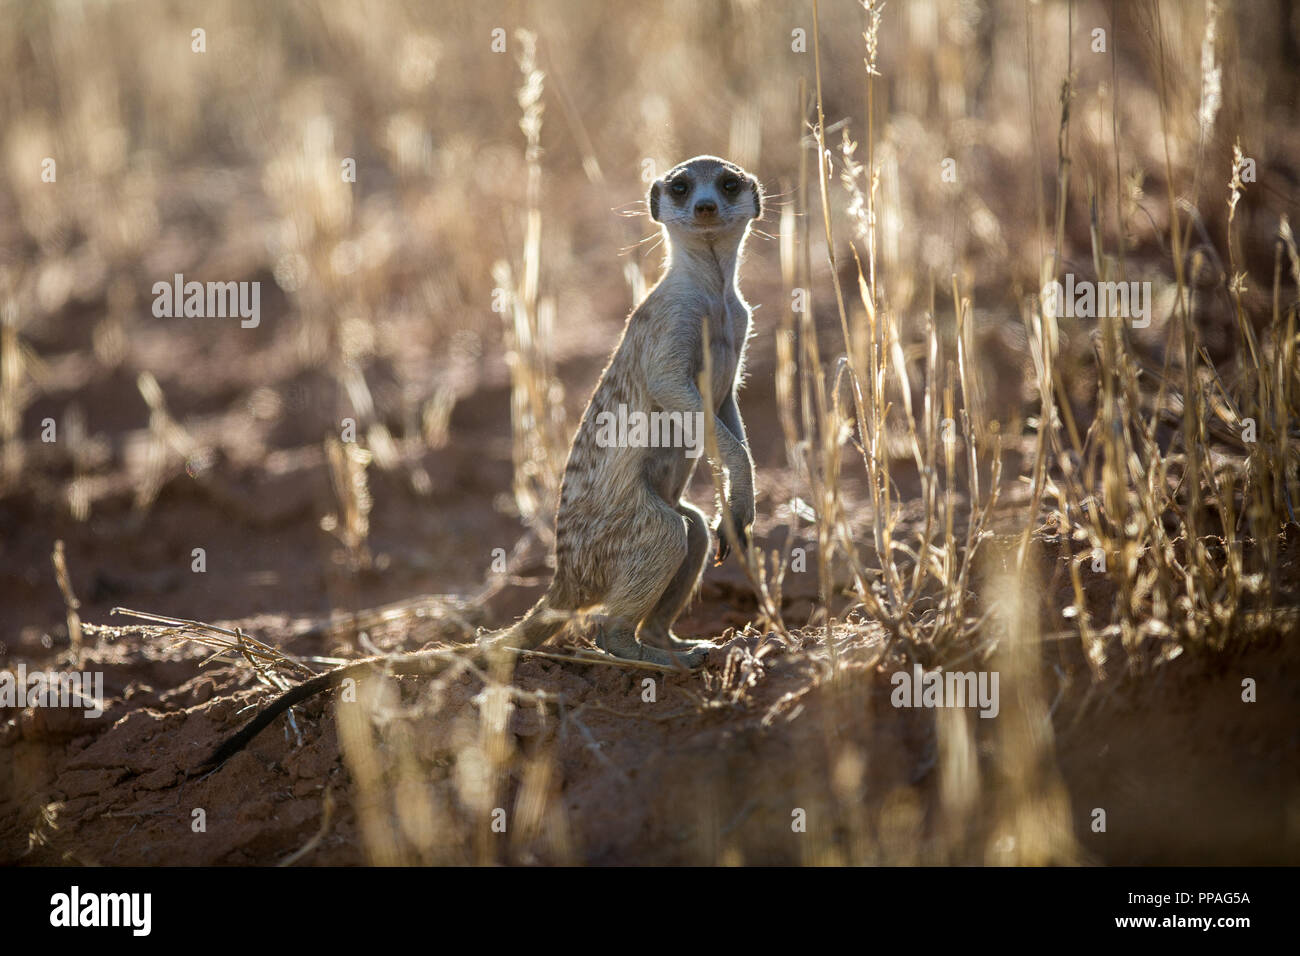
left=485, top=153, right=764, bottom=667
left=207, top=155, right=762, bottom=763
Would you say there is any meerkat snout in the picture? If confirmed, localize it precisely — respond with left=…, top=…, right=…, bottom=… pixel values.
left=648, top=155, right=763, bottom=231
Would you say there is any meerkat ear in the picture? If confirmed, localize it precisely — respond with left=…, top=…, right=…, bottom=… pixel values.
left=649, top=180, right=662, bottom=222
left=750, top=177, right=763, bottom=221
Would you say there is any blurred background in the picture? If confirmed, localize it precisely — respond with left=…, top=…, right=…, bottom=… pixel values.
left=1, top=0, right=1297, bottom=865
left=2, top=0, right=1297, bottom=622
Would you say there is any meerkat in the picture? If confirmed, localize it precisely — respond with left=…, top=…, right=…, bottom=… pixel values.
left=206, top=155, right=762, bottom=765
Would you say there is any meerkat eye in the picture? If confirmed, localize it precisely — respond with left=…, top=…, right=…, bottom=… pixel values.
left=670, top=178, right=690, bottom=196
left=721, top=176, right=741, bottom=195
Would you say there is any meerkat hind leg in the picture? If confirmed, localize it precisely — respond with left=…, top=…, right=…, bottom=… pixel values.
left=638, top=501, right=713, bottom=652
left=592, top=496, right=709, bottom=668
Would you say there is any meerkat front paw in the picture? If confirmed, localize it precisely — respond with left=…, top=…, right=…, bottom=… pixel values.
left=713, top=509, right=753, bottom=564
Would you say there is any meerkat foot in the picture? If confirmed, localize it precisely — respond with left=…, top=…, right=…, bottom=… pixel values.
left=674, top=642, right=712, bottom=668
left=596, top=621, right=708, bottom=670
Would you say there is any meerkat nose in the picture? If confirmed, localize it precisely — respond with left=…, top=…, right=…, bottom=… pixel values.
left=694, top=199, right=717, bottom=217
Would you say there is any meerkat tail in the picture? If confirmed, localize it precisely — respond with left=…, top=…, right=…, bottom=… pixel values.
left=204, top=598, right=570, bottom=769
left=205, top=667, right=346, bottom=767
left=483, top=594, right=571, bottom=652
left=204, top=649, right=463, bottom=768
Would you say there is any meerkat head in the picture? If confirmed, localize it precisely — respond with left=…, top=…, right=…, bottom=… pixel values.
left=648, top=155, right=762, bottom=244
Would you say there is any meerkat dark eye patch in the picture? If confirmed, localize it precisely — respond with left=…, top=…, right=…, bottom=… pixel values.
left=720, top=175, right=741, bottom=195
left=670, top=177, right=691, bottom=198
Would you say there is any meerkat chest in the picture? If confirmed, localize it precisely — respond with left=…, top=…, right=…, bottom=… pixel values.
left=705, top=294, right=748, bottom=407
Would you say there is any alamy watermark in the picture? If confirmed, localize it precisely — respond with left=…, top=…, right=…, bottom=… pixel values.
left=50, top=886, right=151, bottom=936
left=1042, top=273, right=1152, bottom=328
left=593, top=404, right=705, bottom=459
left=0, top=664, right=104, bottom=718
left=890, top=663, right=1000, bottom=718
left=151, top=273, right=261, bottom=328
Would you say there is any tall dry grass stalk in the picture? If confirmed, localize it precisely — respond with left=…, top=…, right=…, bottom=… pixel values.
left=1053, top=0, right=1300, bottom=670
left=776, top=0, right=1297, bottom=863
left=0, top=299, right=25, bottom=489
left=321, top=436, right=374, bottom=572
left=803, top=0, right=1000, bottom=668
left=498, top=30, right=568, bottom=541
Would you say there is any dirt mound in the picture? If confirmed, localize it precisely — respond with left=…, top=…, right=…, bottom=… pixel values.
left=5, top=563, right=1296, bottom=865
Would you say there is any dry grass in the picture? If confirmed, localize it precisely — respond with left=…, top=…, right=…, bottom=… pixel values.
left=2, top=0, right=1297, bottom=865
